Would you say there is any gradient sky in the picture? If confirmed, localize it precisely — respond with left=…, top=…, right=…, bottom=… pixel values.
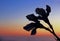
left=0, top=0, right=60, bottom=37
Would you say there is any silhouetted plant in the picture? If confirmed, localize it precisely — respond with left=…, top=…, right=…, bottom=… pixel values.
left=23, top=5, right=60, bottom=41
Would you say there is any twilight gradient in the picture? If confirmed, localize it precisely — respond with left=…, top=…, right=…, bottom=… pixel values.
left=0, top=0, right=60, bottom=39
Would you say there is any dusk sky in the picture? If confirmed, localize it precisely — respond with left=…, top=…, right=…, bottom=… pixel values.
left=0, top=0, right=60, bottom=38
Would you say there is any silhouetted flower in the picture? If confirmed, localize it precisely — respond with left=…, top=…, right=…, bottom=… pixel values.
left=23, top=5, right=60, bottom=41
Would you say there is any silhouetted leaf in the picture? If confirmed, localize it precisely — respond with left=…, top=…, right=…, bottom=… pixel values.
left=26, top=14, right=37, bottom=21
left=23, top=23, right=35, bottom=31
left=31, top=29, right=36, bottom=35
left=46, top=5, right=51, bottom=13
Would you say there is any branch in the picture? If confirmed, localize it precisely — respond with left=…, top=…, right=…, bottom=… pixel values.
left=41, top=27, right=60, bottom=41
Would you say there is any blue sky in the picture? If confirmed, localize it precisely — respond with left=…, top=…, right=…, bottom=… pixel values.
left=0, top=0, right=60, bottom=21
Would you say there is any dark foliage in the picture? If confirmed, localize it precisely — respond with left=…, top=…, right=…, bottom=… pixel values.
left=23, top=5, right=60, bottom=41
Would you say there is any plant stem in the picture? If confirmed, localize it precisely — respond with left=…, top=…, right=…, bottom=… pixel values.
left=43, top=27, right=60, bottom=41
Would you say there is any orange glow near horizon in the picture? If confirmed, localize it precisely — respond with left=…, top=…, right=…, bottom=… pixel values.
left=0, top=19, right=60, bottom=37
left=0, top=25, right=60, bottom=36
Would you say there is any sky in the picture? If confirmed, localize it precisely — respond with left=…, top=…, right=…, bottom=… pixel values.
left=0, top=0, right=60, bottom=38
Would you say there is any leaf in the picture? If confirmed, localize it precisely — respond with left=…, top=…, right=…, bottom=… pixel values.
left=23, top=23, right=35, bottom=31
left=31, top=29, right=36, bottom=35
